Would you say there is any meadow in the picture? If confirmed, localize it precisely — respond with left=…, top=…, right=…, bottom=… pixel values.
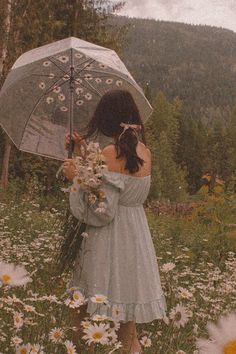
left=0, top=185, right=236, bottom=354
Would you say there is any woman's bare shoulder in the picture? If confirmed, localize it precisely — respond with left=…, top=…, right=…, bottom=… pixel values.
left=102, top=144, right=120, bottom=172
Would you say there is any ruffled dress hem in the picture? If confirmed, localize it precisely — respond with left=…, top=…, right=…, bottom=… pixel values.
left=68, top=285, right=167, bottom=324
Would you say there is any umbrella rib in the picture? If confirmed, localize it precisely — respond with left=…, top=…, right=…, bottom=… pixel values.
left=31, top=74, right=63, bottom=79
left=80, top=78, right=102, bottom=97
left=48, top=57, right=68, bottom=75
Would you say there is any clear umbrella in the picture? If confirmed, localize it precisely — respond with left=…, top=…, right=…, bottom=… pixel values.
left=0, top=36, right=153, bottom=160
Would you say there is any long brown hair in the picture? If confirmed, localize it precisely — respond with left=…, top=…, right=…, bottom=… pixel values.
left=82, top=89, right=147, bottom=173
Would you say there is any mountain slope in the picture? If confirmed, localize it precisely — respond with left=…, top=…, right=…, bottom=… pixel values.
left=112, top=16, right=236, bottom=122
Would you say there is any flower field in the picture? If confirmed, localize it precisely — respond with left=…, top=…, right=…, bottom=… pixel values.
left=0, top=191, right=236, bottom=353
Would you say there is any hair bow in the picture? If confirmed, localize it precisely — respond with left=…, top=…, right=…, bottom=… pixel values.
left=118, top=122, right=142, bottom=140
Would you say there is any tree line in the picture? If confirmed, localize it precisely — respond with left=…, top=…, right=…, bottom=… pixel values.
left=0, top=3, right=235, bottom=201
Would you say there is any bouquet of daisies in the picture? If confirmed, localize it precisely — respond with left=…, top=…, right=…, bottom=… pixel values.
left=56, top=142, right=108, bottom=274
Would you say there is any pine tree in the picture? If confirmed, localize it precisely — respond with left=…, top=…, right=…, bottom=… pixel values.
left=146, top=92, right=187, bottom=200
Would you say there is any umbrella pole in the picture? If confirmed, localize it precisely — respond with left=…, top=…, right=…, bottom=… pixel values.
left=68, top=49, right=75, bottom=159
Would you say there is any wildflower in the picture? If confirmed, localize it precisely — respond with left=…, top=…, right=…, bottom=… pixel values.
left=82, top=323, right=110, bottom=346
left=169, top=304, right=192, bottom=328
left=161, top=262, right=176, bottom=273
left=81, top=232, right=89, bottom=238
left=11, top=336, right=23, bottom=346
left=72, top=290, right=86, bottom=304
left=108, top=341, right=123, bottom=354
left=13, top=312, right=24, bottom=329
left=64, top=340, right=77, bottom=354
left=15, top=343, right=31, bottom=354
left=92, top=314, right=109, bottom=321
left=49, top=327, right=64, bottom=343
left=196, top=312, right=236, bottom=354
left=177, top=287, right=193, bottom=300
left=90, top=294, right=109, bottom=304
left=140, top=336, right=152, bottom=347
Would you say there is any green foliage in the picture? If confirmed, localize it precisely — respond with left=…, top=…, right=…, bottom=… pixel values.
left=111, top=16, right=236, bottom=124
left=146, top=92, right=187, bottom=201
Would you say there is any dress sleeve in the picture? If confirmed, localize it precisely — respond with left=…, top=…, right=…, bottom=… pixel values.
left=69, top=171, right=125, bottom=227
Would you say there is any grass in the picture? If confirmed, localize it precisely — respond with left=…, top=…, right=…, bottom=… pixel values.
left=0, top=185, right=236, bottom=353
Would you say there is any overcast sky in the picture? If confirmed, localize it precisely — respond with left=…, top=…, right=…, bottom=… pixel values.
left=116, top=0, right=236, bottom=32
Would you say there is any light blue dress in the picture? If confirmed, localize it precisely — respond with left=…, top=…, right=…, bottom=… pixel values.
left=68, top=169, right=167, bottom=323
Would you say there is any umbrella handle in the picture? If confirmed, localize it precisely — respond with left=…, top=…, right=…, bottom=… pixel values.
left=68, top=139, right=75, bottom=159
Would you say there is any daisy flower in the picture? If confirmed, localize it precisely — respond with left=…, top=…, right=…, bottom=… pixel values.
left=64, top=340, right=77, bottom=354
left=116, top=80, right=123, bottom=87
left=13, top=312, right=24, bottom=329
left=58, top=93, right=65, bottom=101
left=92, top=314, right=109, bottom=321
left=196, top=312, right=236, bottom=354
left=49, top=327, right=64, bottom=343
left=161, top=262, right=176, bottom=273
left=90, top=294, right=109, bottom=305
left=76, top=100, right=84, bottom=106
left=15, top=343, right=31, bottom=354
left=46, top=97, right=54, bottom=104
left=38, top=82, right=46, bottom=90
left=75, top=53, right=83, bottom=59
left=24, top=304, right=36, bottom=313
left=53, top=86, right=61, bottom=93
left=76, top=87, right=84, bottom=95
left=72, top=290, right=86, bottom=304
left=31, top=344, right=44, bottom=353
left=0, top=262, right=31, bottom=286
left=99, top=63, right=107, bottom=69
left=75, top=78, right=83, bottom=84
left=177, top=287, right=193, bottom=300
left=169, top=303, right=192, bottom=328
left=84, top=93, right=92, bottom=100
left=43, top=60, right=51, bottom=67
left=81, top=319, right=91, bottom=329
left=11, top=336, right=23, bottom=346
left=60, top=106, right=68, bottom=112
left=140, top=336, right=152, bottom=347
left=58, top=55, right=69, bottom=63
left=84, top=73, right=93, bottom=81
left=106, top=78, right=113, bottom=85
left=82, top=323, right=110, bottom=346
left=63, top=74, right=70, bottom=81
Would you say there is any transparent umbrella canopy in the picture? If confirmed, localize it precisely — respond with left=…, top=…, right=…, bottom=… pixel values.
left=0, top=37, right=153, bottom=160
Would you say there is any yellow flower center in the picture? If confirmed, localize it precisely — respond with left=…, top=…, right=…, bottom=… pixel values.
left=54, top=331, right=61, bottom=338
left=175, top=312, right=182, bottom=321
left=20, top=349, right=27, bottom=354
left=1, top=274, right=11, bottom=283
left=73, top=294, right=80, bottom=301
left=92, top=332, right=103, bottom=340
left=96, top=297, right=103, bottom=302
left=224, top=340, right=236, bottom=354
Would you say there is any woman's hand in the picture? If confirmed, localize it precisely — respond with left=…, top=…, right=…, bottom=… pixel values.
left=63, top=159, right=76, bottom=181
left=65, top=132, right=87, bottom=157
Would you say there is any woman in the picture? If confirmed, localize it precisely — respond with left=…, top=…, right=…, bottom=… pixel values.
left=63, top=89, right=167, bottom=354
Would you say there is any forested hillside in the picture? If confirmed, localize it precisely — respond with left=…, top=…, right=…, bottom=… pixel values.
left=111, top=16, right=236, bottom=123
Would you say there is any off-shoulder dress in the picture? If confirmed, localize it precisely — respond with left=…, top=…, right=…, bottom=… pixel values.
left=68, top=169, right=167, bottom=323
